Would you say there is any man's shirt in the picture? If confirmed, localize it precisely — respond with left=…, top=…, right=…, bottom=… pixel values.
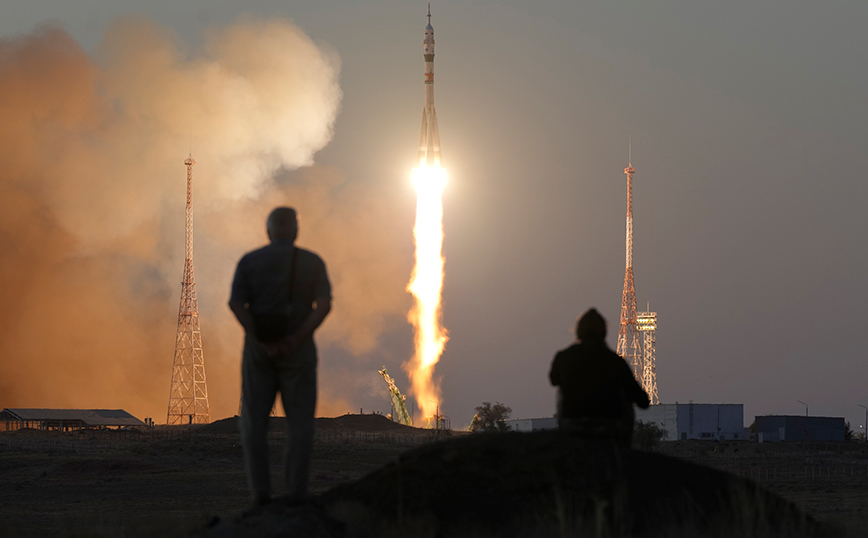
left=230, top=239, right=331, bottom=334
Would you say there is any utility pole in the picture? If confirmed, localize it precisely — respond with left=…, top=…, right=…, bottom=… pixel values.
left=798, top=400, right=808, bottom=417
left=166, top=154, right=210, bottom=425
left=859, top=404, right=867, bottom=442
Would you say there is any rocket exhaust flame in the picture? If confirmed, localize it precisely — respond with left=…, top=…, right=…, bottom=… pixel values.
left=404, top=6, right=447, bottom=425
left=406, top=164, right=448, bottom=422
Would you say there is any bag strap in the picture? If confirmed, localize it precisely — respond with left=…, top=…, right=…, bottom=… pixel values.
left=287, top=247, right=298, bottom=303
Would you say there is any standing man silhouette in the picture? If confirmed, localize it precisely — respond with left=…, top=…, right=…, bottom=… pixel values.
left=229, top=207, right=331, bottom=506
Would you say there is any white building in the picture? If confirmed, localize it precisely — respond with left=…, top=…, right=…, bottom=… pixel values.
left=636, top=403, right=745, bottom=441
left=504, top=417, right=557, bottom=432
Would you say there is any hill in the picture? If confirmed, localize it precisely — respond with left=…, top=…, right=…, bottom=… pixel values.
left=204, top=430, right=834, bottom=538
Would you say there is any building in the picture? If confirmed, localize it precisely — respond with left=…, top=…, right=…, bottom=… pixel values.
left=504, top=418, right=557, bottom=432
left=635, top=403, right=745, bottom=441
left=0, top=409, right=145, bottom=431
left=754, top=415, right=845, bottom=442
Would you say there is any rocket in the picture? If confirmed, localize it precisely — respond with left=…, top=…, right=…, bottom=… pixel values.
left=418, top=4, right=441, bottom=168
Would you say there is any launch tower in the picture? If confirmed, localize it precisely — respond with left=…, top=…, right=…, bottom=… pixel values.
left=378, top=367, right=413, bottom=426
left=616, top=147, right=644, bottom=387
left=166, top=154, right=210, bottom=425
left=637, top=308, right=659, bottom=404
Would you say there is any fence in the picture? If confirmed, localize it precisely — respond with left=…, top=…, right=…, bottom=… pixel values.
left=735, top=464, right=868, bottom=483
left=0, top=427, right=446, bottom=454
left=314, top=429, right=446, bottom=447
left=0, top=438, right=120, bottom=454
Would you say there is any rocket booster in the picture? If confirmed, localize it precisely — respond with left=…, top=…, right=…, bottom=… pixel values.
left=418, top=5, right=441, bottom=167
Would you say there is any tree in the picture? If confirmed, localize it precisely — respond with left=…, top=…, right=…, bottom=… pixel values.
left=844, top=422, right=854, bottom=441
left=469, top=402, right=512, bottom=432
left=633, top=420, right=667, bottom=450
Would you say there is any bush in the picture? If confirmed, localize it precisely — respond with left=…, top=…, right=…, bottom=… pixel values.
left=634, top=420, right=667, bottom=450
left=469, top=402, right=512, bottom=432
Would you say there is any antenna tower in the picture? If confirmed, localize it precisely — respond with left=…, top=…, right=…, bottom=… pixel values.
left=616, top=143, right=644, bottom=388
left=637, top=307, right=659, bottom=404
left=167, top=154, right=210, bottom=425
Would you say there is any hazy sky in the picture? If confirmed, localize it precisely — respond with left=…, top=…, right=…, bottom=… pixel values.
left=1, top=1, right=866, bottom=431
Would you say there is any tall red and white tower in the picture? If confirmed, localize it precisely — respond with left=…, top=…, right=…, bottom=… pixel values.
left=166, top=154, right=210, bottom=425
left=616, top=146, right=644, bottom=386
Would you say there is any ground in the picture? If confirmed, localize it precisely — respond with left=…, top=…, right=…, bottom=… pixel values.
left=0, top=415, right=865, bottom=537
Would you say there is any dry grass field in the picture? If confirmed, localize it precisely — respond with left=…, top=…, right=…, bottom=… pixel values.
left=0, top=416, right=442, bottom=537
left=655, top=440, right=868, bottom=536
left=0, top=417, right=865, bottom=537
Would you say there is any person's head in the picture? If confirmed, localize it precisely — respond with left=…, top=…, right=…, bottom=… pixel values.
left=266, top=207, right=298, bottom=242
left=576, top=308, right=607, bottom=341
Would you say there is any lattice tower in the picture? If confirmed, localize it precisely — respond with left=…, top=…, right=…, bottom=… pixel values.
left=616, top=148, right=644, bottom=386
left=378, top=367, right=413, bottom=426
left=166, top=154, right=210, bottom=425
left=637, top=308, right=659, bottom=404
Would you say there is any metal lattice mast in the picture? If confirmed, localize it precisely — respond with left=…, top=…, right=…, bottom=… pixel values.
left=616, top=144, right=644, bottom=386
left=378, top=367, right=413, bottom=426
left=637, top=308, right=658, bottom=404
left=167, top=154, right=210, bottom=425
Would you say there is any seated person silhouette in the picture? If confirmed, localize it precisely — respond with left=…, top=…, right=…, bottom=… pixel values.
left=549, top=308, right=650, bottom=446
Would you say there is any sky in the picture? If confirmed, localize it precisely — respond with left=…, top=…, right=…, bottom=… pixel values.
left=1, top=1, right=866, bottom=431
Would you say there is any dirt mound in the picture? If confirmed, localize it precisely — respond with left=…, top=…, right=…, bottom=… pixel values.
left=201, top=499, right=343, bottom=538
left=198, top=414, right=429, bottom=436
left=326, top=432, right=832, bottom=537
left=202, top=430, right=833, bottom=537
left=199, top=416, right=242, bottom=434
left=198, top=416, right=289, bottom=435
left=316, top=414, right=427, bottom=434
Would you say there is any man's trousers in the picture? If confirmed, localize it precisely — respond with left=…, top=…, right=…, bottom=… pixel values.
left=240, top=335, right=317, bottom=503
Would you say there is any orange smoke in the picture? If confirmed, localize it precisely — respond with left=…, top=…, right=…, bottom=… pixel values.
left=404, top=164, right=448, bottom=422
left=0, top=18, right=411, bottom=422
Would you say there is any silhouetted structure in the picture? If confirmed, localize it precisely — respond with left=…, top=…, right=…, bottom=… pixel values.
left=550, top=308, right=650, bottom=445
left=166, top=154, right=210, bottom=425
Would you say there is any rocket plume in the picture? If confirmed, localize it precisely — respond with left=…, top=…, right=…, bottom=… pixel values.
left=406, top=164, right=448, bottom=421
left=404, top=6, right=447, bottom=423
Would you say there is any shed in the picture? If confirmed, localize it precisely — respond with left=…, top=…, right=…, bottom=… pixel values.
left=0, top=408, right=145, bottom=431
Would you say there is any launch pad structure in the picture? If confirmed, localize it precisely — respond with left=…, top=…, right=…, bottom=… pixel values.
left=166, top=154, right=210, bottom=425
left=379, top=367, right=413, bottom=426
left=616, top=146, right=659, bottom=404
left=637, top=308, right=659, bottom=405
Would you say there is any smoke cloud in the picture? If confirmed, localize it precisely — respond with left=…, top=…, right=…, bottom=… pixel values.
left=0, top=16, right=409, bottom=421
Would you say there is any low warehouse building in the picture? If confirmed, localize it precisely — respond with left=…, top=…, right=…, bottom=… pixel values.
left=754, top=415, right=845, bottom=442
left=635, top=403, right=745, bottom=441
left=504, top=417, right=557, bottom=432
left=0, top=408, right=145, bottom=431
